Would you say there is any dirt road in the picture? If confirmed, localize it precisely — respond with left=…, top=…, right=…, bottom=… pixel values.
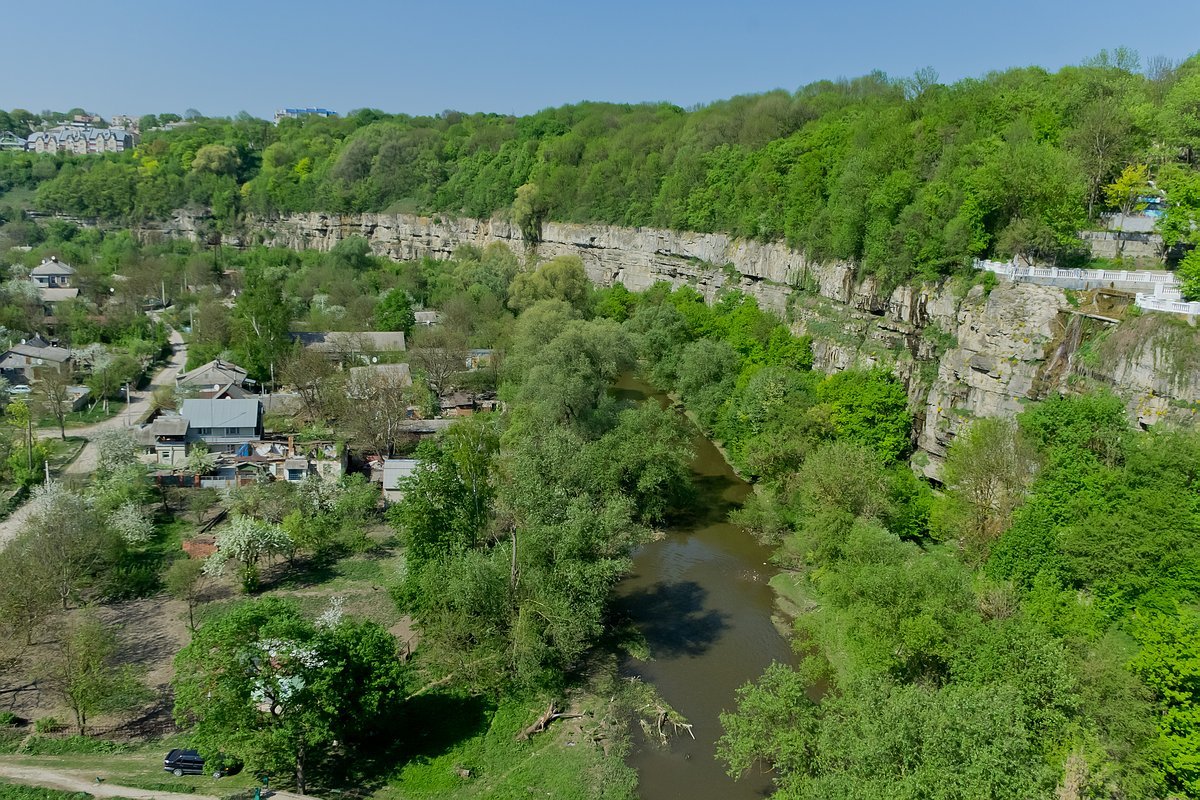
left=0, top=763, right=322, bottom=800
left=0, top=332, right=186, bottom=549
left=0, top=763, right=218, bottom=800
left=62, top=331, right=188, bottom=477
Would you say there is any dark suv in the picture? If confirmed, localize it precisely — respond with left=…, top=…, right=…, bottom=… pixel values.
left=164, top=748, right=205, bottom=776
left=164, top=749, right=242, bottom=778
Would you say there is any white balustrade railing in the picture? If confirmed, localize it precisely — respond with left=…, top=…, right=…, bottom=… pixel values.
left=1134, top=294, right=1200, bottom=316
left=975, top=259, right=1177, bottom=285
left=975, top=259, right=1197, bottom=317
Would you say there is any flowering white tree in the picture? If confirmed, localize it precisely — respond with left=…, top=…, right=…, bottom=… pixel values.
left=107, top=501, right=154, bottom=545
left=205, top=515, right=292, bottom=591
left=22, top=482, right=107, bottom=609
left=315, top=596, right=345, bottom=630
left=94, top=429, right=139, bottom=475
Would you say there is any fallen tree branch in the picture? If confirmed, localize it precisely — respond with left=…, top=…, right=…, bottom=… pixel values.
left=405, top=674, right=453, bottom=701
left=516, top=702, right=584, bottom=741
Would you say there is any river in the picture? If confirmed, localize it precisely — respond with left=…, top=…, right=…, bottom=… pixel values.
left=611, top=375, right=795, bottom=800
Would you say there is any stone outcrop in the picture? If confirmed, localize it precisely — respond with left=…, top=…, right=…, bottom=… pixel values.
left=145, top=210, right=1200, bottom=476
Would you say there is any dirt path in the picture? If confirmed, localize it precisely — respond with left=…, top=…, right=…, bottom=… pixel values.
left=0, top=763, right=218, bottom=800
left=0, top=332, right=186, bottom=549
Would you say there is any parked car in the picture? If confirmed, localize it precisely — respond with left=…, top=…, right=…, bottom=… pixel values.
left=164, top=748, right=205, bottom=776
left=9, top=385, right=31, bottom=394
left=163, top=749, right=241, bottom=778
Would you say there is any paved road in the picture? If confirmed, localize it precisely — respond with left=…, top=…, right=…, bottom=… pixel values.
left=0, top=332, right=186, bottom=548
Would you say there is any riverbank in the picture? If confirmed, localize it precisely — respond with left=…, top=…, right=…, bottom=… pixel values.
left=612, top=375, right=795, bottom=800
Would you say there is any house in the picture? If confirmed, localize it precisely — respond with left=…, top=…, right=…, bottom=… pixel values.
left=230, top=438, right=344, bottom=483
left=371, top=457, right=421, bottom=502
left=25, top=126, right=136, bottom=154
left=30, top=257, right=75, bottom=288
left=414, top=310, right=441, bottom=326
left=290, top=331, right=406, bottom=362
left=136, top=415, right=190, bottom=467
left=439, top=392, right=477, bottom=417
left=38, top=287, right=80, bottom=304
left=176, top=359, right=250, bottom=395
left=179, top=398, right=263, bottom=452
left=274, top=107, right=336, bottom=125
left=0, top=339, right=72, bottom=383
left=0, top=131, right=26, bottom=151
left=347, top=363, right=411, bottom=399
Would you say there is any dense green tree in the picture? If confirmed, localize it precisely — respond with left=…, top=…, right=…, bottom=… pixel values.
left=507, top=255, right=591, bottom=313
left=373, top=287, right=415, bottom=332
left=172, top=598, right=406, bottom=793
left=815, top=369, right=912, bottom=462
left=231, top=264, right=292, bottom=381
left=719, top=665, right=1054, bottom=799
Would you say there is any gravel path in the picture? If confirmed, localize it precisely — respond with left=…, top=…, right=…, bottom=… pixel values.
left=0, top=764, right=218, bottom=800
left=0, top=332, right=187, bottom=548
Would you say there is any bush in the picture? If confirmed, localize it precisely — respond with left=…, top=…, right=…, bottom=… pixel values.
left=19, top=735, right=133, bottom=755
left=33, top=717, right=64, bottom=734
left=100, top=563, right=162, bottom=602
left=0, top=712, right=18, bottom=727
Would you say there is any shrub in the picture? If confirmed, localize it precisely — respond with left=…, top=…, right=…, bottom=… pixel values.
left=34, top=717, right=64, bottom=734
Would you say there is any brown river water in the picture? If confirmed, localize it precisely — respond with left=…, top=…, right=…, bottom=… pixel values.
left=611, top=375, right=795, bottom=800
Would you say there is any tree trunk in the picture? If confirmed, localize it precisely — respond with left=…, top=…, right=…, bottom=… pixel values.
left=295, top=742, right=305, bottom=795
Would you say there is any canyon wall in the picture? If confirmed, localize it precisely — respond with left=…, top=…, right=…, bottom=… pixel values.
left=154, top=211, right=1200, bottom=476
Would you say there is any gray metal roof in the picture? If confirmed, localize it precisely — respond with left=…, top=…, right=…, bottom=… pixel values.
left=30, top=258, right=76, bottom=276
left=177, top=358, right=248, bottom=387
left=152, top=416, right=190, bottom=437
left=290, top=331, right=406, bottom=352
left=180, top=398, right=261, bottom=430
left=348, top=362, right=411, bottom=387
left=38, top=287, right=79, bottom=302
left=382, top=458, right=420, bottom=490
left=5, top=343, right=71, bottom=362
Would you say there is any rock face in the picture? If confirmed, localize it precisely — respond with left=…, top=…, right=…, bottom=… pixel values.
left=148, top=210, right=1200, bottom=476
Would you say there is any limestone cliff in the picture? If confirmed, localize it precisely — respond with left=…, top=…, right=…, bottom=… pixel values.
left=149, top=210, right=1200, bottom=475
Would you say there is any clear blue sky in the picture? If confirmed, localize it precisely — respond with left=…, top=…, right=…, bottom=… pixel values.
left=5, top=0, right=1200, bottom=119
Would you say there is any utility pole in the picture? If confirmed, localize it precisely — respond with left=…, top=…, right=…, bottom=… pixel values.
left=25, top=407, right=33, bottom=473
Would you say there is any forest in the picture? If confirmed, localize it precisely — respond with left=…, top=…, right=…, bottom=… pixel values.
left=3, top=49, right=1200, bottom=287
left=0, top=207, right=1198, bottom=797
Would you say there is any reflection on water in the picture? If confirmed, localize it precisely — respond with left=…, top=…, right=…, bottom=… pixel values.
left=611, top=375, right=794, bottom=800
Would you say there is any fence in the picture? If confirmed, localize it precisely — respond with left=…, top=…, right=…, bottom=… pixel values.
left=1134, top=294, right=1200, bottom=315
left=976, top=259, right=1198, bottom=317
left=975, top=259, right=1176, bottom=287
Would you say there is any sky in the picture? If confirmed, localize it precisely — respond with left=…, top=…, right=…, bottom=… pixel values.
left=4, top=0, right=1200, bottom=120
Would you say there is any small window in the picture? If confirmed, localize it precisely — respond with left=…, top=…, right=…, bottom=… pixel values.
left=195, top=427, right=211, bottom=435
